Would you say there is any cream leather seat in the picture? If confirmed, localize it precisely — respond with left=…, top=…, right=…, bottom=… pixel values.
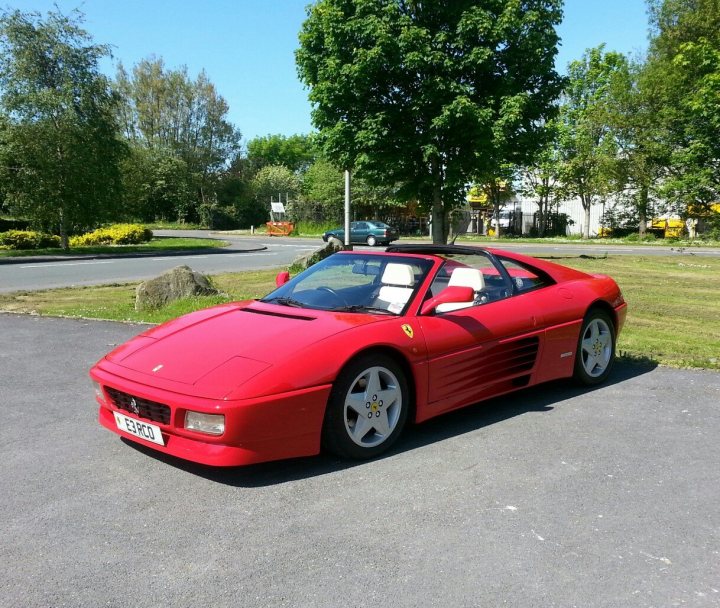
left=375, top=263, right=415, bottom=313
left=436, top=267, right=485, bottom=313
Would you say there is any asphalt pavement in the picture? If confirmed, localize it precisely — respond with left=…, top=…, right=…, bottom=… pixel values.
left=1, top=313, right=719, bottom=607
left=2, top=231, right=719, bottom=294
left=0, top=232, right=320, bottom=293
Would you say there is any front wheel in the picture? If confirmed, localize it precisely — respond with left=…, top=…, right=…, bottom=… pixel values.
left=323, top=354, right=409, bottom=459
left=573, top=309, right=616, bottom=385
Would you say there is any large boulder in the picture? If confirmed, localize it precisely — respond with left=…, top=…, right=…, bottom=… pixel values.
left=135, top=265, right=219, bottom=311
left=290, top=236, right=344, bottom=272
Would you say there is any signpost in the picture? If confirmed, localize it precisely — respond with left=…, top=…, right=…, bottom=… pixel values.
left=266, top=194, right=294, bottom=236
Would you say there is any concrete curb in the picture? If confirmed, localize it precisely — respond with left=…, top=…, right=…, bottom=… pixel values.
left=0, top=245, right=268, bottom=265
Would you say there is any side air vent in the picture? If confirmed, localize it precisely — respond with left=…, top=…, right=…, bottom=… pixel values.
left=430, top=336, right=540, bottom=404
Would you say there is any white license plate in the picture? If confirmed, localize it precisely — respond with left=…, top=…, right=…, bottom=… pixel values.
left=114, top=412, right=165, bottom=446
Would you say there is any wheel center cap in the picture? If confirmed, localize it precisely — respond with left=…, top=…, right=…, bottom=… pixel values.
left=371, top=402, right=379, bottom=412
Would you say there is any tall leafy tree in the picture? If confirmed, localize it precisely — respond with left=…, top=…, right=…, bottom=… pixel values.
left=556, top=46, right=629, bottom=239
left=606, top=55, right=670, bottom=236
left=520, top=119, right=562, bottom=237
left=296, top=0, right=564, bottom=243
left=115, top=58, right=242, bottom=221
left=644, top=0, right=720, bottom=212
left=0, top=9, right=125, bottom=248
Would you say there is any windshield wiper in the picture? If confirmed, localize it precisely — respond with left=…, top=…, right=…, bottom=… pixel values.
left=330, top=304, right=395, bottom=315
left=261, top=296, right=306, bottom=308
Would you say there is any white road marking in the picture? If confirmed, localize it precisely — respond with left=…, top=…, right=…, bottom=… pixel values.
left=21, top=260, right=115, bottom=268
left=260, top=242, right=319, bottom=248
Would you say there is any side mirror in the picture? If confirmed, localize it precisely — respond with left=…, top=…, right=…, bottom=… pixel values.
left=420, top=286, right=474, bottom=315
left=275, top=271, right=290, bottom=287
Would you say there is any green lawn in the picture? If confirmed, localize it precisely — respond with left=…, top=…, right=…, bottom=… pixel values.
left=555, top=254, right=720, bottom=369
left=453, top=234, right=720, bottom=248
left=0, top=254, right=718, bottom=370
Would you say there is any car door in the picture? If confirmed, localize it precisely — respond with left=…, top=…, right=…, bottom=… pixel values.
left=351, top=222, right=369, bottom=244
left=417, top=254, right=548, bottom=414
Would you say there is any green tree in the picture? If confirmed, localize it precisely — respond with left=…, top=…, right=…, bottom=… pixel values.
left=520, top=120, right=562, bottom=237
left=295, top=158, right=344, bottom=224
left=296, top=0, right=564, bottom=244
left=247, top=133, right=317, bottom=173
left=644, top=0, right=720, bottom=212
left=252, top=165, right=301, bottom=209
left=298, top=157, right=398, bottom=224
left=115, top=57, right=242, bottom=221
left=606, top=55, right=670, bottom=236
left=556, top=46, right=629, bottom=239
left=0, top=9, right=125, bottom=248
left=120, top=145, right=193, bottom=222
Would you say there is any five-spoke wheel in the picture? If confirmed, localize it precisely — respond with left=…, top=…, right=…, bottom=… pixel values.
left=574, top=309, right=616, bottom=385
left=323, top=354, right=408, bottom=459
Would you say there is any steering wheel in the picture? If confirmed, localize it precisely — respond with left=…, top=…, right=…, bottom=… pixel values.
left=316, top=286, right=348, bottom=306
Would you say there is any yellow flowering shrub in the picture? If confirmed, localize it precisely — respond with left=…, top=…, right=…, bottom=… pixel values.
left=69, top=224, right=153, bottom=247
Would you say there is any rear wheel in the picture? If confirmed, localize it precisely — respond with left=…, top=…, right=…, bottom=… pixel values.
left=366, top=235, right=377, bottom=247
left=323, top=354, right=408, bottom=459
left=574, top=309, right=616, bottom=385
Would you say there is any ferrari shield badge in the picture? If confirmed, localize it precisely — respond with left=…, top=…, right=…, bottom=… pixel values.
left=401, top=324, right=414, bottom=339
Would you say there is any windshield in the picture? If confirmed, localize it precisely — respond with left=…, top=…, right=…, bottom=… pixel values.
left=261, top=253, right=433, bottom=314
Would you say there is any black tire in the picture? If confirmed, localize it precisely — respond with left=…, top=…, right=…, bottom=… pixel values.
left=573, top=309, right=616, bottom=386
left=366, top=235, right=377, bottom=247
left=322, top=353, right=409, bottom=459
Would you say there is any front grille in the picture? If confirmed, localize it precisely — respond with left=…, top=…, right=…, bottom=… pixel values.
left=105, top=387, right=171, bottom=425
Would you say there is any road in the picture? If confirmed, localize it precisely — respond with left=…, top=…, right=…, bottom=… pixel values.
left=1, top=313, right=719, bottom=607
left=1, top=230, right=719, bottom=293
left=0, top=232, right=319, bottom=293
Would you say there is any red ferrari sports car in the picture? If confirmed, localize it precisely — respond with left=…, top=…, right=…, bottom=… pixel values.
left=91, top=245, right=626, bottom=466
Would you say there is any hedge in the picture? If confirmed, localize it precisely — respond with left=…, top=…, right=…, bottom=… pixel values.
left=0, top=230, right=61, bottom=250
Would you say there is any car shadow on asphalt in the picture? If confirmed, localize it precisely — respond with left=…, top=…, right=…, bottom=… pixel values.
left=122, top=359, right=657, bottom=487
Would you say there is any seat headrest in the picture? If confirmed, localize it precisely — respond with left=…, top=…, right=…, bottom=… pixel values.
left=448, top=267, right=485, bottom=291
left=381, top=263, right=415, bottom=287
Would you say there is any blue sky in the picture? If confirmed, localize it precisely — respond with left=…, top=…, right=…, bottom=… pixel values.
left=8, top=1, right=651, bottom=142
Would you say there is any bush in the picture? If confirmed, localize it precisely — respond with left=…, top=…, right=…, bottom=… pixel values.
left=293, top=220, right=338, bottom=235
left=70, top=224, right=153, bottom=247
left=0, top=230, right=61, bottom=249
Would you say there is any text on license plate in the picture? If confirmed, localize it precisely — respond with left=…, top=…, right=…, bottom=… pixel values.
left=114, top=412, right=165, bottom=446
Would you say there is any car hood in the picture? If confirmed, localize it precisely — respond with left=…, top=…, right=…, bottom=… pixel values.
left=101, top=301, right=383, bottom=399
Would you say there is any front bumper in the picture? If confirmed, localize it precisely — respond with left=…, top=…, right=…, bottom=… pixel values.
left=92, top=367, right=332, bottom=467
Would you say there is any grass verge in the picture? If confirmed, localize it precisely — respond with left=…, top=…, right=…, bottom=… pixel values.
left=452, top=234, right=720, bottom=248
left=0, top=254, right=717, bottom=370
left=550, top=254, right=720, bottom=370
left=0, top=270, right=277, bottom=324
left=0, top=236, right=230, bottom=258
